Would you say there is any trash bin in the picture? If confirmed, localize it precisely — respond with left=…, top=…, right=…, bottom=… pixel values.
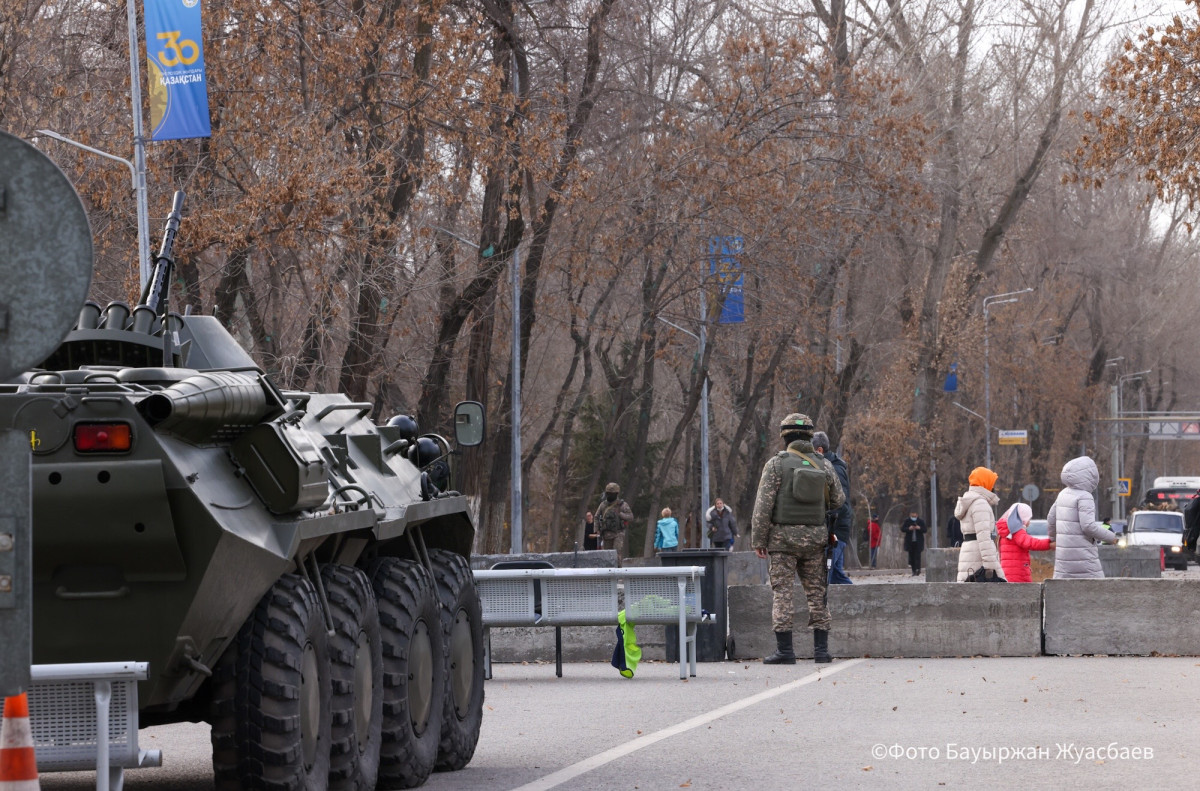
left=659, top=549, right=728, bottom=661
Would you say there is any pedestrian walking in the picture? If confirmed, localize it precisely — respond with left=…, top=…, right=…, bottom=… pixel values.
left=1048, top=456, right=1119, bottom=579
left=595, top=482, right=634, bottom=564
left=954, top=467, right=1006, bottom=582
left=812, top=432, right=854, bottom=584
left=654, top=507, right=680, bottom=553
left=706, top=498, right=738, bottom=550
left=751, top=414, right=845, bottom=665
left=900, top=510, right=927, bottom=576
left=997, top=502, right=1054, bottom=582
left=868, top=514, right=881, bottom=568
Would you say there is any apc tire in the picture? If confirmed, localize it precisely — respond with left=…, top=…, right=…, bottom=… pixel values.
left=208, top=639, right=241, bottom=790
left=229, top=573, right=333, bottom=791
left=367, top=557, right=444, bottom=789
left=427, top=549, right=484, bottom=772
left=322, top=564, right=384, bottom=791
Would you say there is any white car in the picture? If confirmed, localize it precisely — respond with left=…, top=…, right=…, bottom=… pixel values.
left=1119, top=510, right=1188, bottom=570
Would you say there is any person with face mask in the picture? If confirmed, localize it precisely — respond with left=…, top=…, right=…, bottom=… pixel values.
left=900, top=510, right=927, bottom=576
left=595, top=482, right=634, bottom=564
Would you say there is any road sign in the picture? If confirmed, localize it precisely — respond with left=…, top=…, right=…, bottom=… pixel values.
left=1148, top=422, right=1200, bottom=440
left=998, top=430, right=1028, bottom=446
left=1022, top=484, right=1040, bottom=501
left=1118, top=478, right=1132, bottom=497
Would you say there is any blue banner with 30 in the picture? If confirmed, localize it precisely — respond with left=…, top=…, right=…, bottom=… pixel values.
left=144, top=0, right=211, bottom=140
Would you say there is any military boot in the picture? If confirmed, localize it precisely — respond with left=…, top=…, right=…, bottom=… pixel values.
left=763, top=631, right=796, bottom=664
left=813, top=628, right=832, bottom=663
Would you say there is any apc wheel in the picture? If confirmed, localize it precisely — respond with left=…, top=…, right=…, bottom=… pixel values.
left=427, top=549, right=484, bottom=772
left=209, top=640, right=241, bottom=790
left=367, top=557, right=444, bottom=789
left=322, top=564, right=384, bottom=791
left=229, top=573, right=332, bottom=791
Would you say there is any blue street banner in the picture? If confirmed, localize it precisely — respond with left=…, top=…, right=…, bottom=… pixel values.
left=707, top=236, right=745, bottom=324
left=144, top=0, right=211, bottom=140
left=943, top=362, right=958, bottom=392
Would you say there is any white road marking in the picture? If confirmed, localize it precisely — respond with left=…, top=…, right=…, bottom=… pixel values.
left=510, top=657, right=867, bottom=791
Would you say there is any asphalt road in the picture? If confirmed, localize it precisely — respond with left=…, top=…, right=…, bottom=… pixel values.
left=39, top=655, right=1200, bottom=790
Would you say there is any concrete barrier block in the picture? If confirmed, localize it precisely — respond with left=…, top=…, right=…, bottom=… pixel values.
left=926, top=546, right=1161, bottom=582
left=925, top=547, right=1054, bottom=582
left=925, top=548, right=959, bottom=582
left=1099, top=545, right=1161, bottom=578
left=1043, top=578, right=1200, bottom=655
left=726, top=551, right=768, bottom=587
left=728, top=583, right=1043, bottom=659
left=471, top=550, right=617, bottom=570
left=487, top=625, right=616, bottom=663
left=487, top=623, right=668, bottom=663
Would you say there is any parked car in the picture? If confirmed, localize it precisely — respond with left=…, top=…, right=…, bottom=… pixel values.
left=1026, top=518, right=1049, bottom=538
left=1119, top=510, right=1187, bottom=570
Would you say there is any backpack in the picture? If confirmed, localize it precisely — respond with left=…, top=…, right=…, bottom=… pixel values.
left=772, top=450, right=828, bottom=525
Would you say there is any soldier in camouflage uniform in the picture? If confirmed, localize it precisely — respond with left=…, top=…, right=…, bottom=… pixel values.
left=752, top=414, right=845, bottom=664
left=595, top=482, right=634, bottom=565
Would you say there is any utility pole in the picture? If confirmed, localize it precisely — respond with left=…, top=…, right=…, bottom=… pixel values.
left=658, top=316, right=709, bottom=548
left=983, top=289, right=1032, bottom=468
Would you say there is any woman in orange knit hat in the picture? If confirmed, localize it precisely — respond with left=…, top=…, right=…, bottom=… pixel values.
left=955, top=466, right=1006, bottom=581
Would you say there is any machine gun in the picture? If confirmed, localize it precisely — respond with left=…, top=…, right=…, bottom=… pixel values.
left=131, top=191, right=185, bottom=364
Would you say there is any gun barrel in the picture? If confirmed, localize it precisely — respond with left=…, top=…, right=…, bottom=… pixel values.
left=157, top=191, right=185, bottom=262
left=138, top=191, right=186, bottom=319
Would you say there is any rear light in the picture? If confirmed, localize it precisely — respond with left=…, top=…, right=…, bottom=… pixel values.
left=1157, top=493, right=1165, bottom=499
left=74, top=423, right=132, bottom=453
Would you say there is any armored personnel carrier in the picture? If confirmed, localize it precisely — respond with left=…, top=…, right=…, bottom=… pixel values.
left=0, top=192, right=485, bottom=790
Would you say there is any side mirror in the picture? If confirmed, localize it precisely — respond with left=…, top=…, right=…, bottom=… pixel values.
left=454, top=401, right=485, bottom=447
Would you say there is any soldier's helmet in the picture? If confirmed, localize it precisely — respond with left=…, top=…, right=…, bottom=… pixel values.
left=604, top=482, right=621, bottom=494
left=779, top=413, right=814, bottom=435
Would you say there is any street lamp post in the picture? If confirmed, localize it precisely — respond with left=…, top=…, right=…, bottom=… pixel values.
left=36, top=129, right=150, bottom=291
left=983, top=288, right=1033, bottom=469
left=658, top=317, right=710, bottom=548
left=37, top=0, right=151, bottom=291
left=431, top=225, right=523, bottom=554
left=1114, top=369, right=1152, bottom=521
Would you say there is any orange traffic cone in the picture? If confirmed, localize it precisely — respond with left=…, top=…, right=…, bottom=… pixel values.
left=0, top=693, right=40, bottom=790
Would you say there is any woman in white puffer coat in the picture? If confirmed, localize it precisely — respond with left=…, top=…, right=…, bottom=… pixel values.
left=955, top=466, right=1006, bottom=582
left=1048, top=456, right=1119, bottom=579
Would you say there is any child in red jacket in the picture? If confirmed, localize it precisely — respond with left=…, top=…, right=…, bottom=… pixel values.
left=997, top=503, right=1054, bottom=582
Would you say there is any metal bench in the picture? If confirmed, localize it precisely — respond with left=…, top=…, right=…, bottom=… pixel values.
left=0, top=662, right=161, bottom=791
left=474, top=566, right=706, bottom=680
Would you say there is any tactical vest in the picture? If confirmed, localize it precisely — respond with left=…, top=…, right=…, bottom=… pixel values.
left=601, top=502, right=624, bottom=535
left=771, top=449, right=828, bottom=525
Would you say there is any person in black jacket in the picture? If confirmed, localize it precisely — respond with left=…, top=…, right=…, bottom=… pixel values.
left=583, top=511, right=599, bottom=551
left=901, top=510, right=927, bottom=576
left=1185, top=492, right=1200, bottom=558
left=947, top=514, right=964, bottom=547
left=813, top=432, right=853, bottom=584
